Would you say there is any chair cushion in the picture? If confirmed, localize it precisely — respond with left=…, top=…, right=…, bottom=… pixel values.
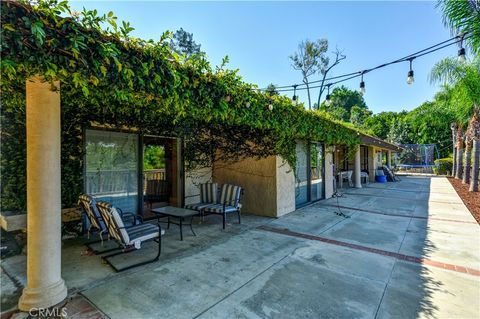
left=79, top=194, right=105, bottom=230
left=96, top=202, right=129, bottom=244
left=126, top=223, right=163, bottom=246
left=185, top=202, right=215, bottom=211
left=200, top=183, right=218, bottom=203
left=203, top=204, right=239, bottom=214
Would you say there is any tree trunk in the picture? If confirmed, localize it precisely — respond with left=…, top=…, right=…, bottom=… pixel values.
left=470, top=139, right=479, bottom=192
left=456, top=147, right=463, bottom=179
left=305, top=80, right=312, bottom=110
left=463, top=146, right=471, bottom=184
left=451, top=124, right=457, bottom=177
left=452, top=148, right=457, bottom=177
left=455, top=126, right=464, bottom=179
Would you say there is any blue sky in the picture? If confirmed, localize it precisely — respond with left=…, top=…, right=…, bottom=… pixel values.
left=71, top=1, right=455, bottom=114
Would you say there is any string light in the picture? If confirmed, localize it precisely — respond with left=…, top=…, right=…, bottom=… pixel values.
left=292, top=84, right=298, bottom=105
left=268, top=104, right=273, bottom=111
left=407, top=58, right=414, bottom=85
left=254, top=32, right=472, bottom=94
left=458, top=34, right=466, bottom=63
left=359, top=72, right=365, bottom=95
left=325, top=85, right=332, bottom=106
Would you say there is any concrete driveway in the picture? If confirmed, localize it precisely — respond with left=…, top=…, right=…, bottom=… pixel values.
left=3, top=176, right=478, bottom=318
left=75, top=176, right=479, bottom=318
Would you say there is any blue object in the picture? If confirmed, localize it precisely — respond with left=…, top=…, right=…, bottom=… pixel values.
left=375, top=175, right=387, bottom=183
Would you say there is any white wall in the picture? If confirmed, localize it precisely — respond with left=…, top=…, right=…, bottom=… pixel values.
left=184, top=166, right=212, bottom=205
left=324, top=149, right=335, bottom=199
left=275, top=156, right=295, bottom=217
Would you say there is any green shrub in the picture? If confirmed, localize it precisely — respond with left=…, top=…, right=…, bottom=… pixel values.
left=434, top=157, right=453, bottom=175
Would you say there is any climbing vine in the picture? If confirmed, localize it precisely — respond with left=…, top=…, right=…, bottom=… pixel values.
left=0, top=0, right=360, bottom=211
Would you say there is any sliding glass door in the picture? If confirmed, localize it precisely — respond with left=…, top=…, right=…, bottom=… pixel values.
left=84, top=129, right=139, bottom=214
left=310, top=143, right=324, bottom=202
left=295, top=142, right=309, bottom=207
left=295, top=141, right=325, bottom=208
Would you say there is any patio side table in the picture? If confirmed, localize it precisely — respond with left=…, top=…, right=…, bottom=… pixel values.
left=151, top=206, right=199, bottom=241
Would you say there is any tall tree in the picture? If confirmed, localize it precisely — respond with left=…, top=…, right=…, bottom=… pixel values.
left=290, top=39, right=328, bottom=110
left=170, top=28, right=202, bottom=57
left=469, top=109, right=480, bottom=191
left=364, top=111, right=406, bottom=140
left=350, top=105, right=372, bottom=126
left=437, top=0, right=480, bottom=53
left=430, top=56, right=480, bottom=186
left=265, top=83, right=279, bottom=96
left=320, top=86, right=369, bottom=122
left=316, top=48, right=346, bottom=107
left=437, top=0, right=480, bottom=189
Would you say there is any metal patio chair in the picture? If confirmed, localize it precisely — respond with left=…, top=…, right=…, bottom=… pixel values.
left=78, top=194, right=138, bottom=254
left=202, top=184, right=243, bottom=229
left=96, top=201, right=164, bottom=272
left=185, top=182, right=219, bottom=220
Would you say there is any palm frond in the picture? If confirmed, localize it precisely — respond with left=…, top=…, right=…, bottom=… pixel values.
left=437, top=0, right=480, bottom=53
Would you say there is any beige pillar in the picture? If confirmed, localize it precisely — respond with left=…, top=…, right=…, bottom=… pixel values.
left=354, top=145, right=362, bottom=188
left=19, top=77, right=68, bottom=311
left=368, top=146, right=376, bottom=182
left=324, top=148, right=334, bottom=198
left=387, top=150, right=392, bottom=168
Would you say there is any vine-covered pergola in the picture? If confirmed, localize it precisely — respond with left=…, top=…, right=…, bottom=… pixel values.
left=1, top=0, right=362, bottom=310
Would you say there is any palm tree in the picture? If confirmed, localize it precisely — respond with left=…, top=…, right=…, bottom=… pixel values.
left=463, top=129, right=472, bottom=184
left=469, top=108, right=480, bottom=191
left=437, top=0, right=480, bottom=53
left=456, top=126, right=464, bottom=179
left=437, top=0, right=480, bottom=190
left=430, top=56, right=480, bottom=189
left=451, top=122, right=458, bottom=177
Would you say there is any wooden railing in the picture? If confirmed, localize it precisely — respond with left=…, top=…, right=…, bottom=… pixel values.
left=85, top=169, right=167, bottom=196
left=85, top=169, right=137, bottom=195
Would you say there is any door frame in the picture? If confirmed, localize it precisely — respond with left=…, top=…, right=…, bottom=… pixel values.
left=83, top=127, right=184, bottom=216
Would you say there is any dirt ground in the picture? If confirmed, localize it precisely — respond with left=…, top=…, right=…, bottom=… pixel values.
left=448, top=177, right=480, bottom=224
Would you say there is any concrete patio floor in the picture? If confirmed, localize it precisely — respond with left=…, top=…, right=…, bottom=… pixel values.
left=1, top=176, right=479, bottom=318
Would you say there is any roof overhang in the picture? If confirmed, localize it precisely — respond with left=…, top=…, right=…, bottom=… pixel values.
left=360, top=134, right=403, bottom=152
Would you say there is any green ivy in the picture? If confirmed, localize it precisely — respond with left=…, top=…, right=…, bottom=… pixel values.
left=0, top=0, right=360, bottom=211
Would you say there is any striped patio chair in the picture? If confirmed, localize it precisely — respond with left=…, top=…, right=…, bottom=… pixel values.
left=78, top=194, right=105, bottom=240
left=185, top=183, right=219, bottom=215
left=78, top=194, right=138, bottom=253
left=96, top=201, right=164, bottom=272
left=203, top=184, right=243, bottom=229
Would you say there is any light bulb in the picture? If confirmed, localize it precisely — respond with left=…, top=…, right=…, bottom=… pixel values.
left=359, top=81, right=365, bottom=95
left=246, top=102, right=250, bottom=108
left=407, top=70, right=414, bottom=85
left=268, top=104, right=273, bottom=111
left=292, top=95, right=297, bottom=106
left=458, top=48, right=466, bottom=63
left=325, top=94, right=331, bottom=106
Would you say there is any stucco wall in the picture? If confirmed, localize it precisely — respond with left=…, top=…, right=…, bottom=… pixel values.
left=324, top=150, right=334, bottom=199
left=213, top=156, right=277, bottom=217
left=368, top=146, right=376, bottom=181
left=213, top=156, right=295, bottom=217
left=275, top=156, right=295, bottom=217
left=184, top=167, right=212, bottom=205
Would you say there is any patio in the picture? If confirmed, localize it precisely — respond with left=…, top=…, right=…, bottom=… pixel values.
left=2, top=175, right=479, bottom=318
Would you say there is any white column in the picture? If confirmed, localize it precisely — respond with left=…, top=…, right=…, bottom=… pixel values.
left=354, top=145, right=362, bottom=188
left=19, top=77, right=68, bottom=311
left=387, top=151, right=392, bottom=167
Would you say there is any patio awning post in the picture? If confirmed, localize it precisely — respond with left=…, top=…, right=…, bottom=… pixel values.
left=354, top=145, right=362, bottom=188
left=387, top=150, right=392, bottom=167
left=18, top=76, right=68, bottom=311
